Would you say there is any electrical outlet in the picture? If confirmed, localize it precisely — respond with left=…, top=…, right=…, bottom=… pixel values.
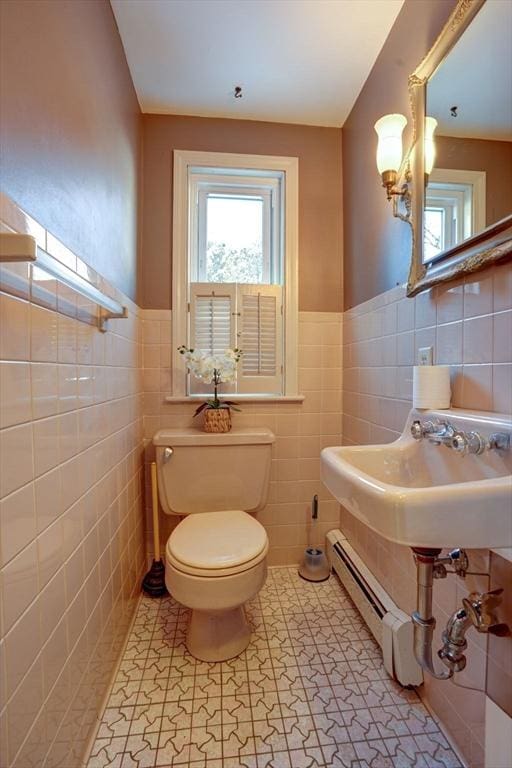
left=418, top=346, right=433, bottom=365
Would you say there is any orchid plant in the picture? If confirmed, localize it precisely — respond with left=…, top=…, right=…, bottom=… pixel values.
left=178, top=346, right=243, bottom=417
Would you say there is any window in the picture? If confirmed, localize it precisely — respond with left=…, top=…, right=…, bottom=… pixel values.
left=424, top=183, right=473, bottom=261
left=423, top=169, right=486, bottom=263
left=171, top=151, right=299, bottom=399
left=190, top=174, right=281, bottom=285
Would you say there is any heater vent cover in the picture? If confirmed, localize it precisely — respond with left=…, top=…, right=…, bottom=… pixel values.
left=326, top=529, right=423, bottom=687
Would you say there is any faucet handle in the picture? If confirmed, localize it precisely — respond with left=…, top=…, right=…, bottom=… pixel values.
left=466, top=431, right=486, bottom=455
left=411, top=419, right=439, bottom=440
left=450, top=432, right=468, bottom=454
left=450, top=430, right=486, bottom=455
left=411, top=420, right=424, bottom=440
left=462, top=589, right=509, bottom=634
left=489, top=432, right=510, bottom=451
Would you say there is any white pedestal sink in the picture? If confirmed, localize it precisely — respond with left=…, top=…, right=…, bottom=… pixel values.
left=321, top=408, right=512, bottom=549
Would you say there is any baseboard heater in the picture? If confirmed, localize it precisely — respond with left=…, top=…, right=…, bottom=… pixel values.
left=326, top=529, right=423, bottom=687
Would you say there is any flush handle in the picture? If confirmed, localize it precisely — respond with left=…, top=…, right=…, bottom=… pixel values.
left=163, top=447, right=173, bottom=463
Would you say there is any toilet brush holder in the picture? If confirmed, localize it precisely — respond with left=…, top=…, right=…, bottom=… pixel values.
left=298, top=547, right=331, bottom=582
left=298, top=495, right=331, bottom=582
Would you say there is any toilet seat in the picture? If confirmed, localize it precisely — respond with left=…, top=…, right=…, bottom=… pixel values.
left=167, top=509, right=268, bottom=578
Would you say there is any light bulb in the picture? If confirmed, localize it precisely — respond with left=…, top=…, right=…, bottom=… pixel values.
left=374, top=114, right=407, bottom=174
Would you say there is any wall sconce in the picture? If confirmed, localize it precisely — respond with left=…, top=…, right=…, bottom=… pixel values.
left=424, top=116, right=438, bottom=181
left=374, top=113, right=411, bottom=222
left=374, top=113, right=408, bottom=200
left=375, top=112, right=438, bottom=223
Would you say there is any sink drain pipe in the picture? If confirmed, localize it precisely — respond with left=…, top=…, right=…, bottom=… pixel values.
left=411, top=547, right=453, bottom=680
left=412, top=547, right=508, bottom=680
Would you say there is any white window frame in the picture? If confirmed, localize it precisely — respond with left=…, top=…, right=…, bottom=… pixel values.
left=424, top=168, right=486, bottom=264
left=190, top=174, right=281, bottom=285
left=171, top=150, right=299, bottom=400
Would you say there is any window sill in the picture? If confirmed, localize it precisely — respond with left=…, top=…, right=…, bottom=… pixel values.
left=164, top=394, right=305, bottom=404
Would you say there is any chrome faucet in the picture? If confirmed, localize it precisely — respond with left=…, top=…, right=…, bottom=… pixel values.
left=438, top=589, right=509, bottom=672
left=410, top=419, right=441, bottom=441
left=411, top=419, right=509, bottom=455
left=489, top=432, right=511, bottom=451
left=410, top=419, right=456, bottom=445
left=426, top=421, right=456, bottom=447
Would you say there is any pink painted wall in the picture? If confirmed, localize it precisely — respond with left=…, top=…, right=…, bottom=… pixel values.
left=342, top=0, right=457, bottom=309
left=436, top=136, right=512, bottom=227
left=0, top=0, right=141, bottom=300
left=0, top=1, right=144, bottom=764
left=140, top=114, right=343, bottom=312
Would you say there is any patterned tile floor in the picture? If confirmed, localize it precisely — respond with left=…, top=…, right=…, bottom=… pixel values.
left=87, top=567, right=463, bottom=768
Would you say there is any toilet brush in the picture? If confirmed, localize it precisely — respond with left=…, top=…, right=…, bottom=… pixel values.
left=298, top=495, right=331, bottom=582
left=142, top=462, right=167, bottom=597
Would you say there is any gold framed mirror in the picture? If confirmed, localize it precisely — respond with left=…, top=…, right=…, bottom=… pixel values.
left=406, top=0, right=512, bottom=297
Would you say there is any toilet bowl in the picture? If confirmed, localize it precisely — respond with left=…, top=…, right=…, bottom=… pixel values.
left=165, top=509, right=268, bottom=661
left=153, top=427, right=275, bottom=661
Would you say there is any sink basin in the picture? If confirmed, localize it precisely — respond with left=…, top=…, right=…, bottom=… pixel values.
left=321, top=408, right=512, bottom=549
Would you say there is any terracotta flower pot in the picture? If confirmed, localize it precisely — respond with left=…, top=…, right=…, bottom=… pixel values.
left=203, top=407, right=231, bottom=433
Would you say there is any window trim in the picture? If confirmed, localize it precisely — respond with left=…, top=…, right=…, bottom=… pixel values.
left=190, top=175, right=279, bottom=284
left=423, top=168, right=486, bottom=265
left=172, top=149, right=299, bottom=398
left=425, top=188, right=469, bottom=259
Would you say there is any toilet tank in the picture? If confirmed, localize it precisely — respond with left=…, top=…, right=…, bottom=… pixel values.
left=153, top=427, right=275, bottom=515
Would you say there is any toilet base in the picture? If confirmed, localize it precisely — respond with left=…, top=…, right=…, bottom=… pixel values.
left=187, top=606, right=251, bottom=662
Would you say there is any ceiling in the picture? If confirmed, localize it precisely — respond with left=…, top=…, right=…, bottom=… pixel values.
left=427, top=0, right=512, bottom=141
left=110, top=0, right=404, bottom=127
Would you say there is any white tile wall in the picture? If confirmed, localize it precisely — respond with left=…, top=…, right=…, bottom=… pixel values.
left=0, top=199, right=146, bottom=768
left=341, top=262, right=512, bottom=768
left=141, top=309, right=343, bottom=566
left=4, top=190, right=508, bottom=768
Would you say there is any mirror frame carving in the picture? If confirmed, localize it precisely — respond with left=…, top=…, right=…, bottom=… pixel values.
left=406, top=0, right=512, bottom=297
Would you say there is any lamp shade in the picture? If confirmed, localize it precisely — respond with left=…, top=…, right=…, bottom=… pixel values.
left=424, top=116, right=438, bottom=176
left=374, top=114, right=407, bottom=174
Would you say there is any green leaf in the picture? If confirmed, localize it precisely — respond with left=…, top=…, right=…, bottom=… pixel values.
left=222, top=400, right=241, bottom=412
left=193, top=402, right=209, bottom=417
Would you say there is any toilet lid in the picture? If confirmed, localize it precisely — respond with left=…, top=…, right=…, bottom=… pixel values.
left=168, top=510, right=268, bottom=570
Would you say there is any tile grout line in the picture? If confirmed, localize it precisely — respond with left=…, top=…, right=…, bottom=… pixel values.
left=85, top=567, right=464, bottom=768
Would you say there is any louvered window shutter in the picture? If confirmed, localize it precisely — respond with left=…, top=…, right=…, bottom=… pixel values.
left=238, top=284, right=283, bottom=394
left=189, top=283, right=236, bottom=394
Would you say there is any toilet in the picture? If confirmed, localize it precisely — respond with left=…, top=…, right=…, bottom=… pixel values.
left=153, top=426, right=275, bottom=662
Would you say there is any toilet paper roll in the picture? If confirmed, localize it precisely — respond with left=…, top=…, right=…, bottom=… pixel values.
left=413, top=365, right=451, bottom=409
